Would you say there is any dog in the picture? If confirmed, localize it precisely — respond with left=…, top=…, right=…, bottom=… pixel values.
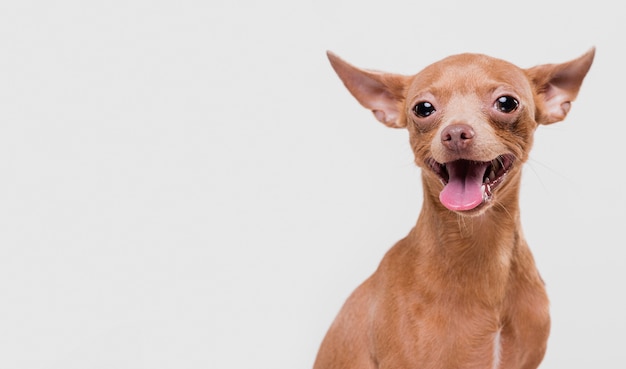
left=313, top=49, right=594, bottom=369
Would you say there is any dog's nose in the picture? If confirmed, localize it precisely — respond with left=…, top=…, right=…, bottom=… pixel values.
left=441, top=124, right=475, bottom=151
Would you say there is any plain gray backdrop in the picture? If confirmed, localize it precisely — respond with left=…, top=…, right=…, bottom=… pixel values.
left=0, top=1, right=623, bottom=368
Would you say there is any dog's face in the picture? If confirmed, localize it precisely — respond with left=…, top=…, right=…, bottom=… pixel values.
left=405, top=54, right=537, bottom=214
left=327, top=50, right=594, bottom=215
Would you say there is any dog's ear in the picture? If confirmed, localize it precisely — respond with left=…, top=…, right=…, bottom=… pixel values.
left=327, top=51, right=410, bottom=128
left=526, top=48, right=595, bottom=125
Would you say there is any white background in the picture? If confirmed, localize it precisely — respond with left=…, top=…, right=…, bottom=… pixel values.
left=0, top=1, right=623, bottom=368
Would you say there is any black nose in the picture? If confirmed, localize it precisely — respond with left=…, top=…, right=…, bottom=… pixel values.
left=441, top=124, right=475, bottom=151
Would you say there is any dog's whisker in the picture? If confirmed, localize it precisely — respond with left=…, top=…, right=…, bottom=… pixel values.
left=526, top=156, right=574, bottom=183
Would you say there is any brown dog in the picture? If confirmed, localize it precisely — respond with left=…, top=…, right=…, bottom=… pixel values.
left=314, top=49, right=594, bottom=369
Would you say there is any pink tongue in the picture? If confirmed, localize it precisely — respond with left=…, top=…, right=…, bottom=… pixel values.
left=439, top=161, right=489, bottom=211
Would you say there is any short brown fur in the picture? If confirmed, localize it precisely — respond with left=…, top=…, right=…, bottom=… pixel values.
left=314, top=49, right=594, bottom=369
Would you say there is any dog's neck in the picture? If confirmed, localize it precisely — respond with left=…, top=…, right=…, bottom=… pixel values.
left=409, top=173, right=524, bottom=304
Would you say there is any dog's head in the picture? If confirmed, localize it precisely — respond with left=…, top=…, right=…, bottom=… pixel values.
left=327, top=50, right=594, bottom=215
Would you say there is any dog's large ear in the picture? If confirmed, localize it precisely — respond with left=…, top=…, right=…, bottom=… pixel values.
left=327, top=51, right=410, bottom=128
left=526, top=48, right=595, bottom=125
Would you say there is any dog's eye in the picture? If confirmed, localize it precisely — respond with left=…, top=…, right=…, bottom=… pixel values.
left=494, top=96, right=519, bottom=113
left=413, top=102, right=436, bottom=117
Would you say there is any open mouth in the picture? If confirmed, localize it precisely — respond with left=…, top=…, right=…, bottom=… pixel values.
left=426, top=154, right=515, bottom=211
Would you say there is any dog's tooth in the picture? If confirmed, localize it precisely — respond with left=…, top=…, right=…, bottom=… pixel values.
left=489, top=170, right=496, bottom=182
left=482, top=183, right=492, bottom=201
left=481, top=184, right=492, bottom=201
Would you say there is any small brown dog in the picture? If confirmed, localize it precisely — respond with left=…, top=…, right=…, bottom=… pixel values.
left=314, top=49, right=594, bottom=369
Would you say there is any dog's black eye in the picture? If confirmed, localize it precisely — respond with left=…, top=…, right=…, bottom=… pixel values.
left=494, top=96, right=519, bottom=113
left=413, top=102, right=436, bottom=117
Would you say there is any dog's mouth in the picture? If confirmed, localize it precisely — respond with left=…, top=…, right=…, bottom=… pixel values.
left=427, top=154, right=515, bottom=211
